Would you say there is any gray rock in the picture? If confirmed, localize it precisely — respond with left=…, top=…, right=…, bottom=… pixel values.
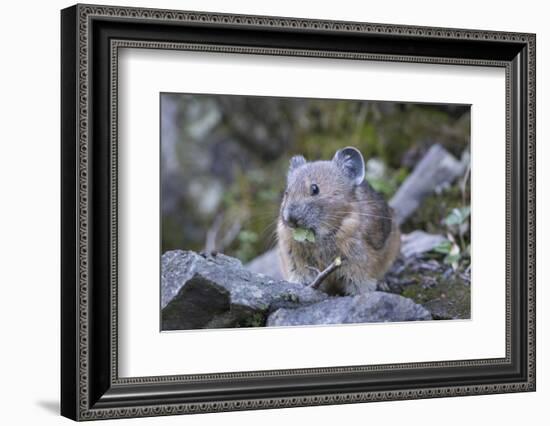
left=267, top=292, right=432, bottom=327
left=390, top=144, right=464, bottom=225
left=163, top=251, right=434, bottom=330
left=161, top=250, right=327, bottom=330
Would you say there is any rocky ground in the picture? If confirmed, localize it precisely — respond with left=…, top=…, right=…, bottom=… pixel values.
left=381, top=254, right=470, bottom=320
left=161, top=250, right=435, bottom=330
left=161, top=229, right=470, bottom=330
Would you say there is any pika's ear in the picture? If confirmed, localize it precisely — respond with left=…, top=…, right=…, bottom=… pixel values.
left=333, top=147, right=365, bottom=186
left=288, top=155, right=306, bottom=173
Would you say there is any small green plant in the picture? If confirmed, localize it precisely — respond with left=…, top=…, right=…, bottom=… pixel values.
left=433, top=206, right=470, bottom=270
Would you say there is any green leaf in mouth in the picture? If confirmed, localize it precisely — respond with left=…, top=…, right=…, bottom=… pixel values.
left=292, top=228, right=316, bottom=243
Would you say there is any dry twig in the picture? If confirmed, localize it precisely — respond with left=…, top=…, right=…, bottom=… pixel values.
left=309, top=257, right=343, bottom=290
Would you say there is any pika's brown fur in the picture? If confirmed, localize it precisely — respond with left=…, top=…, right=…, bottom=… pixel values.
left=277, top=147, right=400, bottom=295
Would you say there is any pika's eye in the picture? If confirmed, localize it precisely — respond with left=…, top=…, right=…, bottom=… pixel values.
left=310, top=183, right=320, bottom=196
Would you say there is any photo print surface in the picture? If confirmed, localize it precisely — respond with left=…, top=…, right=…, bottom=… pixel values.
left=160, top=93, right=471, bottom=331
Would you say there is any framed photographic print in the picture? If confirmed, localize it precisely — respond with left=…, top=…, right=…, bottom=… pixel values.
left=61, top=3, right=536, bottom=421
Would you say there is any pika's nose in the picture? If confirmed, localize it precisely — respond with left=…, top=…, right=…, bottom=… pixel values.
left=283, top=205, right=299, bottom=228
left=287, top=214, right=299, bottom=228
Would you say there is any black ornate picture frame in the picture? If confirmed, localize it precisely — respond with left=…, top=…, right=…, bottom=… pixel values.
left=61, top=3, right=536, bottom=421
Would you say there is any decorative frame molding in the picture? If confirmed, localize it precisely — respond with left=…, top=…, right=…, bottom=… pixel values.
left=61, top=3, right=535, bottom=421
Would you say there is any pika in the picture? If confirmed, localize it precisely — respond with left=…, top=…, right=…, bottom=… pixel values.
left=277, top=147, right=401, bottom=295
